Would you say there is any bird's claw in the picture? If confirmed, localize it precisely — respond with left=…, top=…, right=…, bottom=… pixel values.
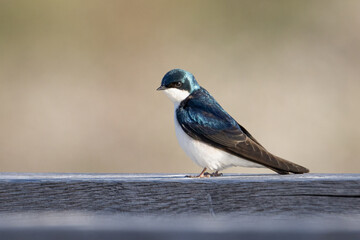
left=185, top=171, right=222, bottom=178
left=185, top=173, right=210, bottom=178
left=210, top=171, right=223, bottom=177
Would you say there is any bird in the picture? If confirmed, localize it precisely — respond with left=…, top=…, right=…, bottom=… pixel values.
left=157, top=69, right=309, bottom=178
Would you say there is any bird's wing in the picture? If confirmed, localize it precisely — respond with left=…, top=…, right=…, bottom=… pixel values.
left=177, top=90, right=308, bottom=174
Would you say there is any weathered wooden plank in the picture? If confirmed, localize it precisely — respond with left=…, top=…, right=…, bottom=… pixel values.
left=0, top=173, right=359, bottom=215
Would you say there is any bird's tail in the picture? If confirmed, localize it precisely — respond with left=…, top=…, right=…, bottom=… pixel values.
left=267, top=154, right=309, bottom=175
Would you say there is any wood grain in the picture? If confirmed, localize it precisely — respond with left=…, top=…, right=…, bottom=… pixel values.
left=0, top=173, right=359, bottom=215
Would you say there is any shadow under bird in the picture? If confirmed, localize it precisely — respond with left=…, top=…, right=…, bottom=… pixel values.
left=157, top=69, right=309, bottom=178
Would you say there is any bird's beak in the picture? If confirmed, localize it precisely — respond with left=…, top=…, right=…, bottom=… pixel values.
left=156, top=86, right=166, bottom=91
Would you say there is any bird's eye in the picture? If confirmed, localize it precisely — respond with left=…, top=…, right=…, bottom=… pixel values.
left=175, top=82, right=182, bottom=88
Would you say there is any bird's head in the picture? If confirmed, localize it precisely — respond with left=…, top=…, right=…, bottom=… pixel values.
left=157, top=69, right=200, bottom=105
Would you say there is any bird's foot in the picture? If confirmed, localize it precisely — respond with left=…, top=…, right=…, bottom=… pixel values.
left=210, top=171, right=223, bottom=177
left=185, top=169, right=223, bottom=178
left=185, top=168, right=210, bottom=178
left=185, top=173, right=210, bottom=178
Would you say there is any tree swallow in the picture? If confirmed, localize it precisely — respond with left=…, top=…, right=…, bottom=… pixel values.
left=157, top=69, right=309, bottom=178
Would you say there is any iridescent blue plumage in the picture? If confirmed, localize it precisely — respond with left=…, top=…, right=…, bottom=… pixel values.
left=177, top=87, right=262, bottom=148
left=178, top=88, right=236, bottom=131
left=159, top=69, right=200, bottom=93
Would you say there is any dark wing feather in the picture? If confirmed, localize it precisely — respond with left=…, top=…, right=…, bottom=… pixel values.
left=177, top=89, right=309, bottom=174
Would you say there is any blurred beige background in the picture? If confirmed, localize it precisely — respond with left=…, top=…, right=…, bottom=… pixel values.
left=0, top=0, right=359, bottom=174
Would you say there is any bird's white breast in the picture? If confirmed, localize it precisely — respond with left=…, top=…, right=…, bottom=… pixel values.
left=163, top=88, right=190, bottom=107
left=173, top=108, right=264, bottom=171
